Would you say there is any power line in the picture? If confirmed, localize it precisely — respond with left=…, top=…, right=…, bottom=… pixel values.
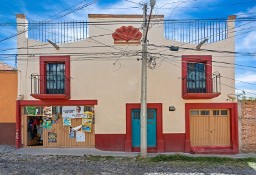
left=148, top=52, right=256, bottom=69
left=123, top=0, right=143, bottom=6
left=157, top=54, right=256, bottom=96
left=150, top=53, right=256, bottom=85
left=157, top=1, right=256, bottom=9
left=0, top=0, right=99, bottom=44
left=148, top=44, right=255, bottom=57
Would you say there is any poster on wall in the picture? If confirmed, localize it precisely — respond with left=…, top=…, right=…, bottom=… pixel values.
left=76, top=131, right=85, bottom=142
left=63, top=118, right=71, bottom=126
left=52, top=115, right=59, bottom=124
left=81, top=118, right=92, bottom=132
left=48, top=132, right=57, bottom=143
left=62, top=106, right=85, bottom=118
left=84, top=111, right=94, bottom=119
left=43, top=118, right=52, bottom=129
left=43, top=106, right=52, bottom=118
left=69, top=127, right=76, bottom=138
left=26, top=106, right=37, bottom=115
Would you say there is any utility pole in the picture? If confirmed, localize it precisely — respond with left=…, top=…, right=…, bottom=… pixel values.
left=140, top=0, right=155, bottom=158
left=140, top=3, right=148, bottom=158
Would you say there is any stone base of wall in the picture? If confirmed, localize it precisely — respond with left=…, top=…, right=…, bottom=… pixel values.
left=241, top=101, right=256, bottom=152
left=0, top=123, right=16, bottom=145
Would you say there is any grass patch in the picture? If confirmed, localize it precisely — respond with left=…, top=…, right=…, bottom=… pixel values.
left=151, top=154, right=256, bottom=163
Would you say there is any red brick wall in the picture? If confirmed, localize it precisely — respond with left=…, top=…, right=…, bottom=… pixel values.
left=241, top=101, right=256, bottom=152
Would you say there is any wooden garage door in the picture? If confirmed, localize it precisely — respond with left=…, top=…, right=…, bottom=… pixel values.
left=190, top=109, right=230, bottom=147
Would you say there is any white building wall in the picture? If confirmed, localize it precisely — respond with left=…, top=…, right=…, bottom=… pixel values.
left=16, top=14, right=236, bottom=134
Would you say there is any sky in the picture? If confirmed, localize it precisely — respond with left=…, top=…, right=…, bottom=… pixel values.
left=0, top=0, right=256, bottom=97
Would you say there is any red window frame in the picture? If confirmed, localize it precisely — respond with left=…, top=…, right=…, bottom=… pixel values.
left=182, top=55, right=220, bottom=99
left=31, top=56, right=70, bottom=100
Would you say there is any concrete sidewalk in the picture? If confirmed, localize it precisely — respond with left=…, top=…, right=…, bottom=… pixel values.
left=6, top=147, right=256, bottom=158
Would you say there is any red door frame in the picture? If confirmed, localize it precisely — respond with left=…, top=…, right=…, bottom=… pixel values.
left=125, top=103, right=164, bottom=152
left=16, top=99, right=97, bottom=148
left=184, top=103, right=238, bottom=153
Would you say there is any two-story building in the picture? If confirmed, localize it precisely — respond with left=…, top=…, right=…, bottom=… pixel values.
left=0, top=62, right=17, bottom=145
left=16, top=14, right=238, bottom=154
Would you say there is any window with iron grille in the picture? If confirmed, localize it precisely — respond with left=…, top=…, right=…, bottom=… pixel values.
left=187, top=63, right=206, bottom=93
left=46, top=63, right=65, bottom=94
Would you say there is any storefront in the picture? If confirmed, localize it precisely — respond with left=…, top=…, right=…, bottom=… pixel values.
left=16, top=100, right=97, bottom=148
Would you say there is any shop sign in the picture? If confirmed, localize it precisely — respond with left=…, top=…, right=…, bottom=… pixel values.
left=62, top=106, right=85, bottom=118
left=26, top=106, right=37, bottom=115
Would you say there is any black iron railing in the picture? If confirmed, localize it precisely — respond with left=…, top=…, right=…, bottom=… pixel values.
left=28, top=21, right=88, bottom=44
left=27, top=20, right=228, bottom=44
left=164, top=20, right=227, bottom=44
left=184, top=73, right=221, bottom=94
left=30, top=74, right=69, bottom=95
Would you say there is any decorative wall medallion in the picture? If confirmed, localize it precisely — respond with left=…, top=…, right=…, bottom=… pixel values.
left=112, top=26, right=142, bottom=44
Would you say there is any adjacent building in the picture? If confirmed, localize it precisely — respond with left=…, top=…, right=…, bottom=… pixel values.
left=0, top=63, right=17, bottom=145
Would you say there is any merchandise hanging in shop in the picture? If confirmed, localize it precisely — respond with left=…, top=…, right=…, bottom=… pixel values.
left=43, top=118, right=52, bottom=129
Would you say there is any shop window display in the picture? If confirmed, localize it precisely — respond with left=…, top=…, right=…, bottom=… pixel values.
left=24, top=105, right=95, bottom=147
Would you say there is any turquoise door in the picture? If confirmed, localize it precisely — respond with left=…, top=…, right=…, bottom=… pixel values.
left=132, top=109, right=156, bottom=147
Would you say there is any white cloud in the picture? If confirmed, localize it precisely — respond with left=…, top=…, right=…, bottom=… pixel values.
left=236, top=5, right=256, bottom=18
left=237, top=72, right=256, bottom=83
left=235, top=5, right=256, bottom=56
left=56, top=0, right=211, bottom=21
left=235, top=88, right=256, bottom=98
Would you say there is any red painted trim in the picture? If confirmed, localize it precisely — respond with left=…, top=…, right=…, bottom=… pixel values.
left=182, top=55, right=217, bottom=99
left=125, top=103, right=164, bottom=152
left=16, top=100, right=21, bottom=148
left=185, top=103, right=238, bottom=154
left=38, top=56, right=71, bottom=99
left=132, top=147, right=157, bottom=153
left=19, top=100, right=98, bottom=106
left=163, top=133, right=185, bottom=152
left=191, top=146, right=236, bottom=154
left=95, top=134, right=125, bottom=151
left=31, top=94, right=70, bottom=100
left=183, top=93, right=220, bottom=99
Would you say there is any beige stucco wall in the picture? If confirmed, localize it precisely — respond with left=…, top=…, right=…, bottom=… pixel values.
left=17, top=15, right=236, bottom=134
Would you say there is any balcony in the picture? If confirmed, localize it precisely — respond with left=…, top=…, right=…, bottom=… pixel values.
left=30, top=74, right=70, bottom=100
left=182, top=73, right=221, bottom=99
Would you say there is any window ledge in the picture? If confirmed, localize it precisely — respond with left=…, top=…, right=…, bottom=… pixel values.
left=31, top=94, right=70, bottom=100
left=183, top=93, right=221, bottom=99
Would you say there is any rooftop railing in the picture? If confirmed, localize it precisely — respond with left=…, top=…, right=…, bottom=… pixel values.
left=27, top=20, right=228, bottom=44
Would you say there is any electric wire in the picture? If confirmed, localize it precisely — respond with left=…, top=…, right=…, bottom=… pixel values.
left=156, top=54, right=256, bottom=96
left=0, top=0, right=99, bottom=43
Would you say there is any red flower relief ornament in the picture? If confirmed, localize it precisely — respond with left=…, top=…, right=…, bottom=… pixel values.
left=112, top=26, right=142, bottom=44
